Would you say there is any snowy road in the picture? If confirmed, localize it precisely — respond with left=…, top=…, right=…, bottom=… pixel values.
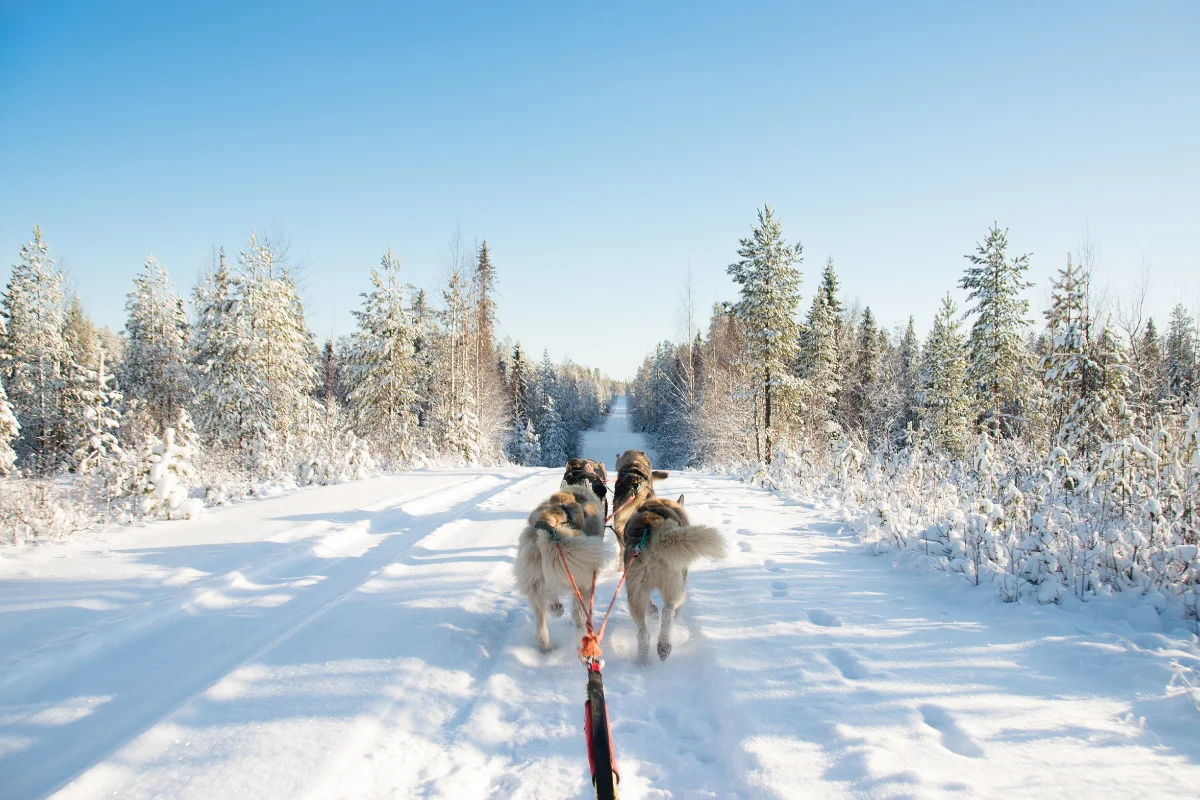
left=2, top=463, right=1199, bottom=797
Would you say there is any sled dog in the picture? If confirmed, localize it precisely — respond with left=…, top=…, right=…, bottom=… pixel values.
left=514, top=484, right=613, bottom=652
left=611, top=449, right=669, bottom=559
left=622, top=495, right=725, bottom=662
left=560, top=458, right=609, bottom=518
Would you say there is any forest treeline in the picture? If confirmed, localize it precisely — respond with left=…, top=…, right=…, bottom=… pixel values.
left=0, top=226, right=611, bottom=536
left=630, top=207, right=1199, bottom=621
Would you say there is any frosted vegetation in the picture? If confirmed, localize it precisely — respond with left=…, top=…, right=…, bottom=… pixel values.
left=630, top=207, right=1200, bottom=628
left=0, top=226, right=611, bottom=540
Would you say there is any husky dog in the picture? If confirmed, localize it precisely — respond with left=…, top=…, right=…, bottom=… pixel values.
left=560, top=458, right=609, bottom=518
left=622, top=496, right=725, bottom=662
left=611, top=449, right=669, bottom=559
left=514, top=484, right=612, bottom=652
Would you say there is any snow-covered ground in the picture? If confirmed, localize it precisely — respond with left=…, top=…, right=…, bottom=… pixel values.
left=579, top=397, right=654, bottom=465
left=2, top=412, right=1198, bottom=798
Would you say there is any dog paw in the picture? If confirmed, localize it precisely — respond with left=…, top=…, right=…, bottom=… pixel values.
left=537, top=635, right=553, bottom=652
left=657, top=641, right=673, bottom=660
left=648, top=602, right=660, bottom=616
left=549, top=600, right=565, bottom=618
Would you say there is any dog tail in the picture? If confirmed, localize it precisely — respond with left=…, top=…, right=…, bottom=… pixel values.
left=652, top=524, right=726, bottom=569
left=535, top=524, right=612, bottom=580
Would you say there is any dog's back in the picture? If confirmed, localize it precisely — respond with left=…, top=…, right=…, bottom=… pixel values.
left=527, top=484, right=605, bottom=541
left=611, top=449, right=670, bottom=542
left=560, top=458, right=608, bottom=515
left=622, top=497, right=726, bottom=570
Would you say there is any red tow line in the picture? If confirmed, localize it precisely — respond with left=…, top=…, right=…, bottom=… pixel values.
left=553, top=535, right=642, bottom=800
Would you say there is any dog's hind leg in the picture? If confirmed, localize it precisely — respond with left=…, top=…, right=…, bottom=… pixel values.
left=657, top=603, right=675, bottom=660
left=549, top=600, right=564, bottom=617
left=627, top=580, right=652, bottom=664
left=657, top=575, right=688, bottom=661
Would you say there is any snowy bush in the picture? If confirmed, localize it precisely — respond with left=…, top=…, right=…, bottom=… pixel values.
left=124, top=427, right=202, bottom=520
left=725, top=406, right=1200, bottom=630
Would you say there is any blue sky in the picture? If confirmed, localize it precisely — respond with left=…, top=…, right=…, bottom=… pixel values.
left=2, top=1, right=1197, bottom=378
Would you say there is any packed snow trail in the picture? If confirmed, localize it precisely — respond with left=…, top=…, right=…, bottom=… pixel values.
left=579, top=396, right=654, bottom=465
left=1, top=468, right=1198, bottom=797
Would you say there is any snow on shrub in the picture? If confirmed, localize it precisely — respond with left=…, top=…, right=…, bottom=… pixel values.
left=725, top=407, right=1200, bottom=630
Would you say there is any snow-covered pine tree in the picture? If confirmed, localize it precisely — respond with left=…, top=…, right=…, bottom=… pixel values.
left=64, top=297, right=101, bottom=373
left=345, top=248, right=417, bottom=466
left=1082, top=322, right=1132, bottom=448
left=59, top=300, right=105, bottom=471
left=799, top=257, right=842, bottom=447
left=192, top=248, right=268, bottom=457
left=960, top=224, right=1033, bottom=436
left=919, top=294, right=972, bottom=457
left=1164, top=304, right=1198, bottom=409
left=1040, top=254, right=1091, bottom=449
left=849, top=307, right=884, bottom=444
left=726, top=205, right=804, bottom=463
left=895, top=317, right=921, bottom=437
left=408, top=288, right=437, bottom=434
left=123, top=255, right=193, bottom=439
left=506, top=417, right=540, bottom=465
left=127, top=423, right=200, bottom=520
left=537, top=393, right=570, bottom=467
left=236, top=231, right=319, bottom=462
left=71, top=347, right=123, bottom=478
left=1, top=225, right=68, bottom=473
left=1131, top=317, right=1165, bottom=423
left=509, top=343, right=530, bottom=425
left=0, top=314, right=19, bottom=476
left=433, top=268, right=480, bottom=459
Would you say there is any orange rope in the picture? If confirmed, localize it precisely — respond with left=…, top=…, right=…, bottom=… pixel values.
left=554, top=540, right=639, bottom=663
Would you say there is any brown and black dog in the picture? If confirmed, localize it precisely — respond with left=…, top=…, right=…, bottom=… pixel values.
left=560, top=458, right=609, bottom=519
left=621, top=496, right=725, bottom=662
left=610, top=449, right=669, bottom=560
left=513, top=484, right=612, bottom=652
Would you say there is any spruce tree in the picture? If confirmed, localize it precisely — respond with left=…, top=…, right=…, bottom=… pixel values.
left=849, top=308, right=884, bottom=443
left=1164, top=304, right=1198, bottom=407
left=727, top=205, right=804, bottom=462
left=71, top=347, right=123, bottom=476
left=1132, top=317, right=1165, bottom=421
left=192, top=248, right=266, bottom=454
left=123, top=255, right=193, bottom=437
left=472, top=241, right=498, bottom=413
left=1040, top=254, right=1090, bottom=446
left=1, top=225, right=68, bottom=473
left=409, top=288, right=437, bottom=432
left=537, top=393, right=569, bottom=467
left=237, top=231, right=319, bottom=458
left=960, top=224, right=1033, bottom=435
left=920, top=294, right=972, bottom=457
left=800, top=260, right=841, bottom=442
left=510, top=343, right=530, bottom=424
left=0, top=314, right=19, bottom=476
left=345, top=248, right=417, bottom=464
left=895, top=316, right=921, bottom=438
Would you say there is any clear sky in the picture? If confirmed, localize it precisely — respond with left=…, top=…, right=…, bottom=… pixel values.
left=2, top=1, right=1197, bottom=379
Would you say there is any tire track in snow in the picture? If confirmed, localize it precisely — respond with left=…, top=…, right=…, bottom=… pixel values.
left=1, top=473, right=531, bottom=800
